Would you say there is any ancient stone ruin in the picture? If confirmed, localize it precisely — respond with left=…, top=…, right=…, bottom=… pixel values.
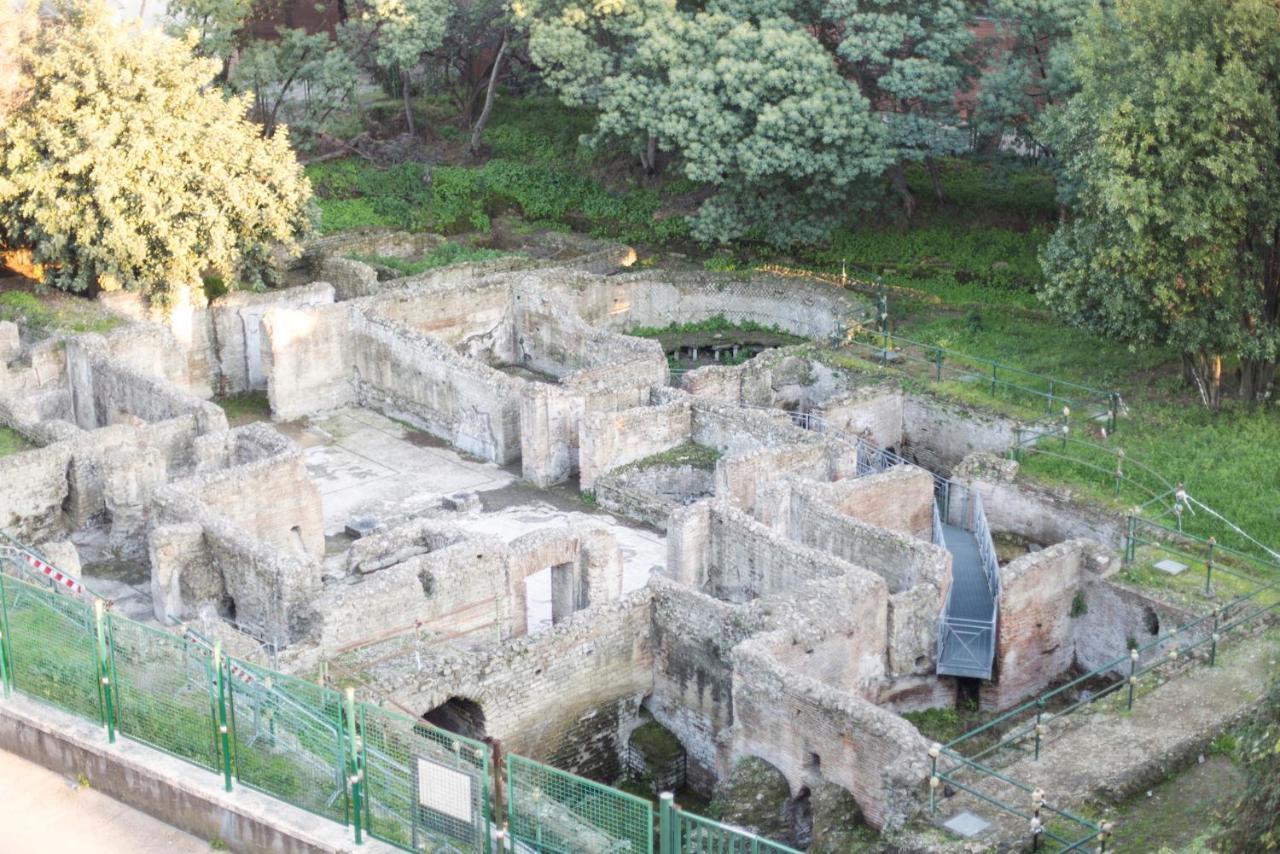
left=0, top=232, right=1224, bottom=849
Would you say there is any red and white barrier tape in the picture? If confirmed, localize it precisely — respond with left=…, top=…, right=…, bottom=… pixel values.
left=182, top=629, right=256, bottom=685
left=18, top=550, right=87, bottom=595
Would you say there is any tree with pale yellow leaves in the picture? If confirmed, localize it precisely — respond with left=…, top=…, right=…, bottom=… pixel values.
left=0, top=0, right=313, bottom=303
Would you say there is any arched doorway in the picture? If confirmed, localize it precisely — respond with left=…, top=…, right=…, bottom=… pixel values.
left=422, top=696, right=487, bottom=740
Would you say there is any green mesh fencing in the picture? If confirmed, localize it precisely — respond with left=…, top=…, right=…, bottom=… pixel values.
left=669, top=808, right=800, bottom=854
left=0, top=573, right=102, bottom=723
left=108, top=616, right=219, bottom=770
left=360, top=703, right=491, bottom=853
left=225, top=657, right=349, bottom=824
left=507, top=754, right=653, bottom=854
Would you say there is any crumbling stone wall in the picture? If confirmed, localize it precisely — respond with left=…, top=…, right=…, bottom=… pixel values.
left=579, top=399, right=692, bottom=490
left=389, top=593, right=655, bottom=782
left=208, top=283, right=335, bottom=395
left=981, top=540, right=1118, bottom=709
left=953, top=454, right=1126, bottom=547
left=731, top=632, right=928, bottom=832
left=563, top=271, right=868, bottom=341
left=261, top=302, right=356, bottom=419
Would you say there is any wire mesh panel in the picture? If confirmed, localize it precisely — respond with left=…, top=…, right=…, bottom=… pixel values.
left=360, top=704, right=491, bottom=853
left=225, top=657, right=349, bottom=824
left=108, top=616, right=219, bottom=770
left=673, top=809, right=800, bottom=854
left=0, top=573, right=101, bottom=722
left=507, top=754, right=653, bottom=854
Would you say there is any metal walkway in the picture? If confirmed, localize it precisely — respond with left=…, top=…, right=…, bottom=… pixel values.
left=933, top=494, right=1000, bottom=679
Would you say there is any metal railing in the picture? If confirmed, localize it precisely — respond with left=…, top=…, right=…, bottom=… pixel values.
left=0, top=546, right=803, bottom=854
left=842, top=329, right=1122, bottom=433
left=659, top=794, right=801, bottom=854
left=972, top=491, right=1001, bottom=599
left=929, top=515, right=1280, bottom=852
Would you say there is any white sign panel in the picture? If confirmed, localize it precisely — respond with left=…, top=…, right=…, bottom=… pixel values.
left=416, top=758, right=473, bottom=824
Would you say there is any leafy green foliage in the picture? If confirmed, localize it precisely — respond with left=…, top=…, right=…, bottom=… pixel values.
left=1040, top=0, right=1280, bottom=406
left=0, top=426, right=32, bottom=458
left=306, top=156, right=690, bottom=243
left=1218, top=680, right=1280, bottom=849
left=348, top=243, right=512, bottom=275
left=0, top=0, right=312, bottom=303
left=231, top=26, right=360, bottom=138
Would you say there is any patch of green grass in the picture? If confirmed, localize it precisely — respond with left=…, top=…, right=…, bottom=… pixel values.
left=0, top=288, right=123, bottom=334
left=627, top=314, right=801, bottom=341
left=628, top=720, right=685, bottom=766
left=1113, top=545, right=1280, bottom=615
left=217, top=391, right=272, bottom=426
left=0, top=426, right=32, bottom=458
left=306, top=156, right=690, bottom=244
left=1094, top=757, right=1242, bottom=853
left=348, top=243, right=514, bottom=276
left=621, top=442, right=722, bottom=473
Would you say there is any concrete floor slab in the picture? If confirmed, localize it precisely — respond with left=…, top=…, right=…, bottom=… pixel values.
left=0, top=748, right=208, bottom=853
left=297, top=408, right=517, bottom=535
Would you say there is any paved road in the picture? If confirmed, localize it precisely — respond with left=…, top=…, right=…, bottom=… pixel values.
left=0, top=749, right=209, bottom=853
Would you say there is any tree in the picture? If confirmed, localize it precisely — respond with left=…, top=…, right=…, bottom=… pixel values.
left=431, top=0, right=517, bottom=155
left=1040, top=0, right=1280, bottom=407
left=969, top=0, right=1090, bottom=154
left=355, top=0, right=449, bottom=135
left=520, top=0, right=894, bottom=244
left=163, top=0, right=254, bottom=70
left=231, top=26, right=361, bottom=138
left=818, top=0, right=977, bottom=214
left=0, top=0, right=313, bottom=303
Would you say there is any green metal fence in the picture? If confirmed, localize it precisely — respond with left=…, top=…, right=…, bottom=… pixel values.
left=0, top=561, right=808, bottom=853
left=659, top=794, right=801, bottom=853
left=841, top=329, right=1122, bottom=433
left=227, top=657, right=351, bottom=824
left=0, top=572, right=103, bottom=724
left=361, top=702, right=491, bottom=852
left=507, top=753, right=654, bottom=853
left=108, top=616, right=220, bottom=771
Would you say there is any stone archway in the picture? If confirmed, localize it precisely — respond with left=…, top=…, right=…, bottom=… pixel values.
left=422, top=696, right=487, bottom=740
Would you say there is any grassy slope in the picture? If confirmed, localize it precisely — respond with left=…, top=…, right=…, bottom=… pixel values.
left=307, top=94, right=1279, bottom=554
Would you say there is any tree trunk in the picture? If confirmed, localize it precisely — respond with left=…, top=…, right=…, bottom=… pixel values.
left=469, top=34, right=507, bottom=157
left=924, top=157, right=946, bottom=205
left=401, top=69, right=415, bottom=137
left=1238, top=357, right=1276, bottom=404
left=889, top=162, right=916, bottom=220
left=1186, top=350, right=1223, bottom=410
left=639, top=133, right=658, bottom=176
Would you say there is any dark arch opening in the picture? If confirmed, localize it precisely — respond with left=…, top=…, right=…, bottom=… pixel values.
left=422, top=696, right=487, bottom=740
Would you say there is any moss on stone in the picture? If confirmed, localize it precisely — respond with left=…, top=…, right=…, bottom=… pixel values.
left=621, top=442, right=721, bottom=474
left=628, top=720, right=684, bottom=767
left=808, top=781, right=877, bottom=853
left=710, top=757, right=793, bottom=843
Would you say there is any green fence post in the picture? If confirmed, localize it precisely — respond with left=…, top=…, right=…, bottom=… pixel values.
left=1033, top=698, right=1044, bottom=761
left=1109, top=392, right=1119, bottom=434
left=934, top=347, right=943, bottom=381
left=345, top=687, right=363, bottom=845
left=928, top=744, right=940, bottom=814
left=0, top=571, right=10, bottom=699
left=1203, top=537, right=1216, bottom=597
left=1126, top=648, right=1139, bottom=710
left=93, top=600, right=115, bottom=744
left=1114, top=449, right=1125, bottom=496
left=1060, top=406, right=1070, bottom=449
left=659, top=792, right=674, bottom=853
left=214, top=642, right=233, bottom=792
left=1046, top=381, right=1055, bottom=416
left=1210, top=609, right=1220, bottom=666
left=991, top=361, right=997, bottom=396
left=1124, top=515, right=1137, bottom=565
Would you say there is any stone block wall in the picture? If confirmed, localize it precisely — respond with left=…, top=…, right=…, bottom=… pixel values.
left=353, top=314, right=523, bottom=464
left=209, top=283, right=335, bottom=395
left=261, top=302, right=356, bottom=420
left=579, top=399, right=691, bottom=490
left=393, top=593, right=655, bottom=782
left=730, top=637, right=928, bottom=832
left=953, top=454, right=1127, bottom=548
left=902, top=395, right=1022, bottom=473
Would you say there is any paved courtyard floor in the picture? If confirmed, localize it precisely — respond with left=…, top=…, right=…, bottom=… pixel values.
left=0, top=749, right=208, bottom=853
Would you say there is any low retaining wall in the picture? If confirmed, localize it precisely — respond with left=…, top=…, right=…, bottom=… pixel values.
left=0, top=694, right=392, bottom=854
